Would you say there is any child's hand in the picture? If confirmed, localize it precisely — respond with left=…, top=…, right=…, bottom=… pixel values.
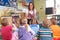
left=12, top=28, right=16, bottom=32
left=29, top=31, right=33, bottom=35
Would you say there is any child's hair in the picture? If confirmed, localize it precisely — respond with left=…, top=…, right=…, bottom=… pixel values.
left=42, top=18, right=49, bottom=28
left=1, top=18, right=8, bottom=26
left=19, top=17, right=28, bottom=31
left=14, top=18, right=20, bottom=28
left=21, top=13, right=27, bottom=18
left=31, top=18, right=39, bottom=24
left=50, top=18, right=57, bottom=25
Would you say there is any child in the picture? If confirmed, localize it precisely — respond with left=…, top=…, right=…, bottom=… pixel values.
left=12, top=18, right=20, bottom=40
left=18, top=17, right=35, bottom=40
left=39, top=18, right=52, bottom=40
left=49, top=18, right=60, bottom=40
left=1, top=18, right=12, bottom=40
left=30, top=18, right=39, bottom=40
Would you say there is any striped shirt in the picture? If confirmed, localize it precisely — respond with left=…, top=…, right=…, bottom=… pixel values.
left=39, top=27, right=52, bottom=37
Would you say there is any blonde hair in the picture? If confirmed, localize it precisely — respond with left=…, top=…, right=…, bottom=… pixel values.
left=42, top=18, right=49, bottom=28
left=20, top=17, right=28, bottom=31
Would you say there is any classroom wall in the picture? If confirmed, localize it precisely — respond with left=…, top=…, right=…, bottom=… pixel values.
left=34, top=0, right=46, bottom=21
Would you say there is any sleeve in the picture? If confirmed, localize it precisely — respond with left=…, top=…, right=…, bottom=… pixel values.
left=12, top=32, right=18, bottom=40
left=7, top=26, right=12, bottom=40
left=28, top=25, right=35, bottom=35
left=18, top=28, right=23, bottom=39
left=8, top=25, right=12, bottom=32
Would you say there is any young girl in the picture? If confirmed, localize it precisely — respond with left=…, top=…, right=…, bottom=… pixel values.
left=49, top=18, right=60, bottom=40
left=12, top=18, right=20, bottom=40
left=18, top=17, right=35, bottom=40
left=30, top=18, right=39, bottom=40
left=1, top=18, right=12, bottom=40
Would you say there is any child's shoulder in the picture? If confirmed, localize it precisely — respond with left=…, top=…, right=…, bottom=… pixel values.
left=6, top=25, right=12, bottom=30
left=7, top=25, right=12, bottom=27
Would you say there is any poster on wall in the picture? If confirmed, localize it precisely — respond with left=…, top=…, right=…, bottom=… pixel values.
left=17, top=0, right=33, bottom=10
left=0, top=0, right=17, bottom=8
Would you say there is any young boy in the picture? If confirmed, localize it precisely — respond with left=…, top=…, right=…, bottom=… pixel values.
left=39, top=19, right=52, bottom=40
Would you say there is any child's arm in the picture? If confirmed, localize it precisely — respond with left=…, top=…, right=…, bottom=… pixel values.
left=12, top=24, right=17, bottom=32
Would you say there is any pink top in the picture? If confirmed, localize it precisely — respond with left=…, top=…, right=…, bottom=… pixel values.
left=2, top=25, right=12, bottom=40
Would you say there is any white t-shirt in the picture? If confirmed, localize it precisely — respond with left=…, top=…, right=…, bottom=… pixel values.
left=28, top=9, right=36, bottom=15
left=22, top=9, right=36, bottom=17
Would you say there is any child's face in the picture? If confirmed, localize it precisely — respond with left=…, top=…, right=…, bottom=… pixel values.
left=22, top=19, right=27, bottom=24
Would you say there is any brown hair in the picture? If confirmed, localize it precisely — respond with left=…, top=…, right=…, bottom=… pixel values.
left=50, top=18, right=57, bottom=25
left=1, top=18, right=8, bottom=26
left=28, top=2, right=34, bottom=10
left=31, top=18, right=39, bottom=24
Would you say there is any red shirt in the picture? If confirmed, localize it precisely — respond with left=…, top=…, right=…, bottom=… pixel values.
left=2, top=25, right=12, bottom=40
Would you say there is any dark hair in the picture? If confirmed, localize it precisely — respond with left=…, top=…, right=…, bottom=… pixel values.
left=28, top=2, right=34, bottom=10
left=1, top=18, right=8, bottom=26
